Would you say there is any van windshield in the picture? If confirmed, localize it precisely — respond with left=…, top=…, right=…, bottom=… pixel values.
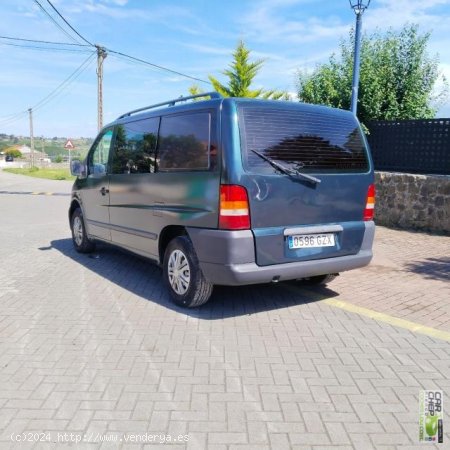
left=238, top=104, right=369, bottom=174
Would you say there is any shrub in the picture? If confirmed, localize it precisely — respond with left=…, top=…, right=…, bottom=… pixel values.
left=5, top=149, right=22, bottom=158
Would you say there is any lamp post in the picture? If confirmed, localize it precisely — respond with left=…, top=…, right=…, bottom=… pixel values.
left=349, top=0, right=371, bottom=115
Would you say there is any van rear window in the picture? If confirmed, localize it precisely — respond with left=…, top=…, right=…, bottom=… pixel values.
left=238, top=105, right=369, bottom=173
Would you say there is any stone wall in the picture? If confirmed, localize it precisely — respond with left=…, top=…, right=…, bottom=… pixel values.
left=374, top=172, right=450, bottom=234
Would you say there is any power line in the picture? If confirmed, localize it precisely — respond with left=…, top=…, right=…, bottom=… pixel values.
left=34, top=0, right=83, bottom=45
left=1, top=0, right=211, bottom=131
left=0, top=41, right=93, bottom=53
left=39, top=0, right=209, bottom=84
left=2, top=40, right=210, bottom=85
left=33, top=52, right=97, bottom=112
left=0, top=52, right=96, bottom=127
left=108, top=49, right=210, bottom=85
left=0, top=35, right=90, bottom=46
left=33, top=1, right=209, bottom=84
left=45, top=0, right=94, bottom=47
left=0, top=111, right=29, bottom=127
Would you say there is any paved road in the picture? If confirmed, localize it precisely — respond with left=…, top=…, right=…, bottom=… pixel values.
left=0, top=170, right=449, bottom=449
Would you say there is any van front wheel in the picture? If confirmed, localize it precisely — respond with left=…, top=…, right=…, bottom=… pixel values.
left=71, top=208, right=96, bottom=253
left=163, top=236, right=213, bottom=308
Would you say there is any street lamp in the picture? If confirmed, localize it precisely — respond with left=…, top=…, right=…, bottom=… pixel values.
left=349, top=0, right=371, bottom=115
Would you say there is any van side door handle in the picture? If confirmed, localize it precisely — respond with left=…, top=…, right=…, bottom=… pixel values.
left=100, top=186, right=109, bottom=196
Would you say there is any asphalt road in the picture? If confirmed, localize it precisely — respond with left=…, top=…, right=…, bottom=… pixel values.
left=0, top=169, right=449, bottom=449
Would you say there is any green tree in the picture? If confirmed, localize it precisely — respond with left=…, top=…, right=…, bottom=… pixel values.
left=5, top=148, right=22, bottom=158
left=297, top=24, right=448, bottom=125
left=190, top=40, right=288, bottom=100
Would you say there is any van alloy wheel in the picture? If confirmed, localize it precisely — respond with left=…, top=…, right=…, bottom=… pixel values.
left=167, top=249, right=191, bottom=295
left=73, top=215, right=84, bottom=247
left=163, top=236, right=213, bottom=308
left=70, top=207, right=96, bottom=253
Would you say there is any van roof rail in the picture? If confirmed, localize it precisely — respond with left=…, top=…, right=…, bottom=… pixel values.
left=117, top=92, right=223, bottom=119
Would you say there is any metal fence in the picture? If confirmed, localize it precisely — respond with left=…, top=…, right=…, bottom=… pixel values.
left=367, top=118, right=450, bottom=175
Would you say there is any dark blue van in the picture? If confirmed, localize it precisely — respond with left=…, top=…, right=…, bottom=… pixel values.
left=69, top=93, right=375, bottom=307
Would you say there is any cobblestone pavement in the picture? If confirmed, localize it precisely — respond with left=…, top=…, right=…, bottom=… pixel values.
left=0, top=170, right=449, bottom=449
left=331, top=227, right=450, bottom=332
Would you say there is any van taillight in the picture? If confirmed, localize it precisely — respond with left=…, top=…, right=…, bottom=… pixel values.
left=219, top=185, right=250, bottom=230
left=363, top=184, right=375, bottom=221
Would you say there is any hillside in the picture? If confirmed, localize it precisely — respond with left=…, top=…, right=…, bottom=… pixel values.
left=0, top=135, right=93, bottom=160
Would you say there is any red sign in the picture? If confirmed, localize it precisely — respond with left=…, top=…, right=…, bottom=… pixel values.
left=64, top=139, right=75, bottom=150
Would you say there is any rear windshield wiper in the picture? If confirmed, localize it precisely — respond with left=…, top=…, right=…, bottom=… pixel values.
left=251, top=150, right=321, bottom=184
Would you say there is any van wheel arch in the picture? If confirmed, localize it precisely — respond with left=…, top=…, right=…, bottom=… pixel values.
left=69, top=200, right=81, bottom=222
left=158, top=225, right=188, bottom=265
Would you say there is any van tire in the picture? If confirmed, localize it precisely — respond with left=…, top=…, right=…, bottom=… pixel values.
left=163, top=236, right=213, bottom=308
left=301, top=273, right=338, bottom=285
left=70, top=208, right=96, bottom=253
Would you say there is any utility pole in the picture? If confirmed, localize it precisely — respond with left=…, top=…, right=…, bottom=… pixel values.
left=96, top=45, right=107, bottom=131
left=349, top=1, right=371, bottom=115
left=41, top=137, right=45, bottom=166
left=28, top=108, right=35, bottom=167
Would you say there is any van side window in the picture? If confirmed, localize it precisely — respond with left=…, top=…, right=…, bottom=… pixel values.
left=88, top=128, right=113, bottom=176
left=158, top=112, right=210, bottom=171
left=111, top=118, right=159, bottom=174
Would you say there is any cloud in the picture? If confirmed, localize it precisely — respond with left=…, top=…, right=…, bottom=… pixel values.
left=181, top=43, right=234, bottom=57
left=3, top=0, right=449, bottom=136
left=365, top=0, right=450, bottom=30
left=239, top=5, right=347, bottom=46
left=101, top=0, right=129, bottom=5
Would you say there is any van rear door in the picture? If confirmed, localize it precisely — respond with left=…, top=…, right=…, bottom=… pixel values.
left=235, top=101, right=374, bottom=267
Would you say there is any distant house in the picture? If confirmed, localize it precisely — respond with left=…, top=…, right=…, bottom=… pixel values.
left=15, top=145, right=48, bottom=161
left=17, top=145, right=31, bottom=155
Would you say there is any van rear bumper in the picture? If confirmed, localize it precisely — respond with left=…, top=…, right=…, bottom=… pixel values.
left=187, top=221, right=375, bottom=286
left=200, top=250, right=373, bottom=285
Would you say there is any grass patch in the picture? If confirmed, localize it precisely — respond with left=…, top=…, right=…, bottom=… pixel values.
left=3, top=167, right=75, bottom=181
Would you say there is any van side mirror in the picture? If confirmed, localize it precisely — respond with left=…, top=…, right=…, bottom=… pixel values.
left=70, top=160, right=87, bottom=178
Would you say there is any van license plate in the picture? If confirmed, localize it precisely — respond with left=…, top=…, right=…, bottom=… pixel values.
left=288, top=233, right=335, bottom=249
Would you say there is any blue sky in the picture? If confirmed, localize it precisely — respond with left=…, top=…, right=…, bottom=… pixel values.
left=1, top=0, right=450, bottom=138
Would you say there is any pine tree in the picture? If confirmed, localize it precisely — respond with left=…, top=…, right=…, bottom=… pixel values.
left=190, top=41, right=288, bottom=100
